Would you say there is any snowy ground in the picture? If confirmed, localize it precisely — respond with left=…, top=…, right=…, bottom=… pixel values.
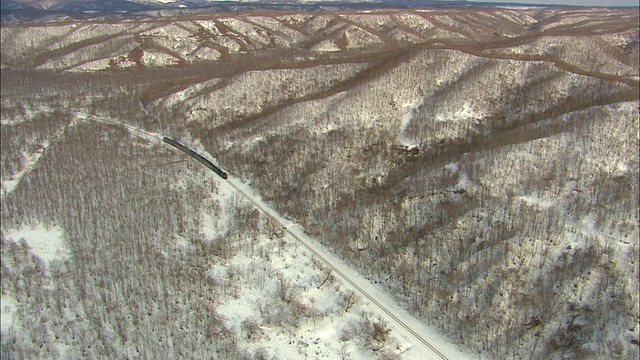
left=202, top=171, right=475, bottom=359
left=0, top=110, right=474, bottom=359
left=4, top=223, right=69, bottom=265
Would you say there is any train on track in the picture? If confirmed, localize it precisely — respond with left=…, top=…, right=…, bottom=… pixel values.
left=162, top=137, right=228, bottom=179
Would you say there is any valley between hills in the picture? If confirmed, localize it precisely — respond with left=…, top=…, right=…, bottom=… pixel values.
left=1, top=5, right=638, bottom=359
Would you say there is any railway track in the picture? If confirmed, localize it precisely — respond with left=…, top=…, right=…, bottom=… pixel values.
left=59, top=110, right=453, bottom=359
left=224, top=178, right=451, bottom=360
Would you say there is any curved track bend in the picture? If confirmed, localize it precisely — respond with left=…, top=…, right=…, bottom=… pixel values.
left=63, top=110, right=470, bottom=360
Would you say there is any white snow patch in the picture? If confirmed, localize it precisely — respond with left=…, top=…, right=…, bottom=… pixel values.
left=518, top=195, right=554, bottom=209
left=612, top=162, right=630, bottom=177
left=201, top=212, right=218, bottom=236
left=399, top=100, right=423, bottom=146
left=455, top=172, right=472, bottom=192
left=311, top=40, right=341, bottom=52
left=4, top=224, right=70, bottom=263
left=435, top=102, right=481, bottom=123
left=1, top=143, right=49, bottom=199
left=69, top=58, right=112, bottom=71
left=1, top=295, right=18, bottom=333
left=141, top=51, right=182, bottom=67
left=496, top=6, right=544, bottom=10
left=580, top=214, right=598, bottom=232
left=444, top=162, right=460, bottom=173
left=201, top=208, right=231, bottom=240
left=343, top=25, right=383, bottom=49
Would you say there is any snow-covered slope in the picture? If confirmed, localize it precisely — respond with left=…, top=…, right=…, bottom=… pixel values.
left=1, top=6, right=638, bottom=360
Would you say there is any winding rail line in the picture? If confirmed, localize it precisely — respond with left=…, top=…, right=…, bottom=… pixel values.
left=71, top=110, right=452, bottom=359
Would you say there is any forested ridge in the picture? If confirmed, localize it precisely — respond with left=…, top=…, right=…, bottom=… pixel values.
left=1, top=6, right=638, bottom=359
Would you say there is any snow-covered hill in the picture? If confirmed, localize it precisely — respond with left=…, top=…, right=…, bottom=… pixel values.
left=1, top=6, right=638, bottom=360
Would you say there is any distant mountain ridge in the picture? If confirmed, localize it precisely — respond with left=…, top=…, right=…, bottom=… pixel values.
left=1, top=0, right=165, bottom=21
left=10, top=0, right=382, bottom=11
left=0, top=0, right=568, bottom=23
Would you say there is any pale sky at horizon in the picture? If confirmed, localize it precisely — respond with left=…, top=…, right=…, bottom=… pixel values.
left=461, top=0, right=639, bottom=6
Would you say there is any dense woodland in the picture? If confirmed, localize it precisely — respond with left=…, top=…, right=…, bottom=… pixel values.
left=2, top=7, right=639, bottom=360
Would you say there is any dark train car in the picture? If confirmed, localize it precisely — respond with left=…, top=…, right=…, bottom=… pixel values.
left=163, top=137, right=228, bottom=179
left=194, top=153, right=228, bottom=179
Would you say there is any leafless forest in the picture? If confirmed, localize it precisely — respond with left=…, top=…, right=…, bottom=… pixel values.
left=1, top=6, right=639, bottom=360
